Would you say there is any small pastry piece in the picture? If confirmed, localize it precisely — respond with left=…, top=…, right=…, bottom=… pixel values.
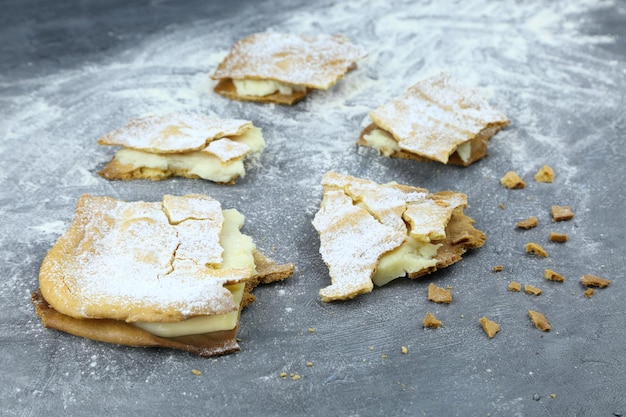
left=516, top=216, right=538, bottom=229
left=500, top=171, right=526, bottom=189
left=492, top=265, right=504, bottom=272
left=98, top=114, right=264, bottom=184
left=534, top=165, right=555, bottom=183
left=312, top=172, right=486, bottom=302
left=528, top=310, right=551, bottom=331
left=508, top=281, right=522, bottom=292
left=211, top=32, right=367, bottom=105
left=422, top=312, right=442, bottom=329
left=427, top=283, right=452, bottom=304
left=549, top=231, right=568, bottom=242
left=479, top=317, right=500, bottom=339
left=525, top=242, right=548, bottom=257
left=33, top=194, right=294, bottom=357
left=551, top=205, right=574, bottom=222
left=544, top=269, right=565, bottom=282
left=357, top=72, right=509, bottom=166
left=583, top=288, right=595, bottom=298
left=524, top=284, right=542, bottom=296
left=580, top=274, right=611, bottom=288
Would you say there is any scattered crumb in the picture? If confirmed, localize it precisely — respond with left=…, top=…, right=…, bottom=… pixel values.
left=307, top=327, right=315, bottom=333
left=516, top=216, right=539, bottom=229
left=422, top=312, right=442, bottom=328
left=549, top=393, right=557, bottom=399
left=279, top=372, right=288, bottom=379
left=549, top=231, right=568, bottom=242
left=584, top=288, right=595, bottom=298
left=500, top=171, right=526, bottom=189
left=381, top=354, right=388, bottom=359
left=534, top=165, right=554, bottom=183
left=544, top=269, right=565, bottom=282
left=525, top=242, right=548, bottom=257
left=499, top=203, right=505, bottom=209
left=291, top=374, right=301, bottom=381
left=427, top=283, right=452, bottom=303
left=528, top=310, right=551, bottom=331
left=551, top=205, right=574, bottom=222
left=401, top=346, right=409, bottom=354
left=525, top=284, right=543, bottom=296
left=191, top=369, right=202, bottom=376
left=580, top=274, right=611, bottom=288
left=479, top=316, right=500, bottom=338
left=508, top=281, right=522, bottom=292
left=369, top=346, right=375, bottom=351
left=492, top=265, right=504, bottom=272
left=306, top=361, right=313, bottom=367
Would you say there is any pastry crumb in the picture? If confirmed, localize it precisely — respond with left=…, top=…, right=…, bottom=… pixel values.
left=500, top=171, right=526, bottom=189
left=479, top=316, right=500, bottom=338
left=279, top=372, right=288, bottom=379
left=580, top=274, right=611, bottom=288
left=499, top=203, right=506, bottom=209
left=291, top=374, right=301, bottom=381
left=525, top=242, right=548, bottom=257
left=492, top=265, right=504, bottom=272
left=428, top=283, right=452, bottom=303
left=306, top=361, right=313, bottom=367
left=551, top=205, right=574, bottom=222
left=549, top=231, right=568, bottom=242
left=191, top=369, right=202, bottom=376
left=401, top=346, right=409, bottom=354
left=529, top=310, right=551, bottom=331
left=508, top=281, right=522, bottom=292
left=584, top=288, right=595, bottom=298
left=516, top=216, right=538, bottom=229
left=525, top=284, right=542, bottom=296
left=534, top=165, right=554, bottom=183
left=307, top=327, right=315, bottom=333
left=544, top=269, right=565, bottom=282
left=422, top=312, right=442, bottom=328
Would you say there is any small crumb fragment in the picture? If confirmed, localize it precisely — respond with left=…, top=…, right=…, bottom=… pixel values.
left=401, top=346, right=409, bottom=354
left=549, top=231, right=568, bottom=242
left=534, top=165, right=554, bottom=183
left=492, top=265, right=504, bottom=272
left=279, top=372, right=288, bottom=379
left=549, top=393, right=557, bottom=399
left=381, top=354, right=388, bottom=359
left=479, top=316, right=500, bottom=338
left=544, top=269, right=565, bottom=282
left=306, top=361, right=313, bottom=367
left=528, top=310, right=551, bottom=331
left=516, top=216, right=539, bottom=230
left=580, top=274, right=611, bottom=288
left=427, top=283, right=452, bottom=303
left=584, top=288, right=595, bottom=298
left=499, top=203, right=505, bottom=209
left=191, top=369, right=202, bottom=376
left=525, top=242, right=548, bottom=257
left=307, top=327, right=315, bottom=333
left=551, top=205, right=574, bottom=222
left=500, top=171, right=526, bottom=189
left=422, top=312, right=442, bottom=328
left=368, top=346, right=375, bottom=351
left=508, top=281, right=522, bottom=292
left=291, top=374, right=301, bottom=381
left=525, top=284, right=543, bottom=296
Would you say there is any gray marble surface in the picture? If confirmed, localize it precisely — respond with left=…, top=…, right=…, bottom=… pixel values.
left=1, top=1, right=625, bottom=416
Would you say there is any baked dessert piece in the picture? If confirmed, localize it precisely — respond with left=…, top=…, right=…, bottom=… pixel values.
left=312, top=171, right=486, bottom=302
left=479, top=316, right=500, bottom=338
left=98, top=113, right=264, bottom=184
left=211, top=32, right=367, bottom=105
left=32, top=194, right=294, bottom=357
left=357, top=72, right=509, bottom=166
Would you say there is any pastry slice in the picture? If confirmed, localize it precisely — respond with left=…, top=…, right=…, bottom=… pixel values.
left=211, top=32, right=367, bottom=105
left=33, top=194, right=294, bottom=357
left=357, top=72, right=509, bottom=166
left=98, top=113, right=264, bottom=184
left=312, top=172, right=486, bottom=302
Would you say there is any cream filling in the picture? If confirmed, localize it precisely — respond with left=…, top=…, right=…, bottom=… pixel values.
left=455, top=141, right=472, bottom=163
left=372, top=235, right=440, bottom=287
left=362, top=129, right=401, bottom=157
left=133, top=209, right=256, bottom=337
left=114, top=127, right=264, bottom=183
left=233, top=78, right=307, bottom=96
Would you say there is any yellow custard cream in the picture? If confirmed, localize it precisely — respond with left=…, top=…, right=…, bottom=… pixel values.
left=372, top=236, right=440, bottom=287
left=233, top=79, right=307, bottom=96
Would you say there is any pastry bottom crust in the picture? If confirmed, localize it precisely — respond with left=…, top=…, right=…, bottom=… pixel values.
left=32, top=251, right=294, bottom=357
left=357, top=123, right=502, bottom=167
left=98, top=160, right=238, bottom=185
left=213, top=79, right=309, bottom=105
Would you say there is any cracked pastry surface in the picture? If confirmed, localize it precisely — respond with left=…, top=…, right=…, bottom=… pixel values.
left=34, top=194, right=294, bottom=356
left=357, top=72, right=509, bottom=166
left=98, top=113, right=264, bottom=184
left=211, top=32, right=367, bottom=105
left=312, top=172, right=486, bottom=302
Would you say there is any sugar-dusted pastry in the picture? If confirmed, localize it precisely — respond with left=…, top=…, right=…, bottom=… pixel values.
left=33, top=194, right=294, bottom=357
left=211, top=32, right=367, bottom=105
left=312, top=172, right=486, bottom=302
left=98, top=113, right=265, bottom=184
left=358, top=72, right=509, bottom=166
